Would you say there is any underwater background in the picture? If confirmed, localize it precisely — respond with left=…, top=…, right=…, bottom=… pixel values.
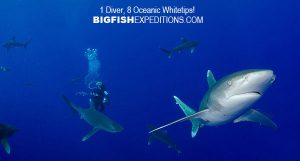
left=0, top=0, right=299, bottom=161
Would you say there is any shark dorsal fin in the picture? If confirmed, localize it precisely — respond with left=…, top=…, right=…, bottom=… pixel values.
left=1, top=138, right=11, bottom=154
left=11, top=36, right=16, bottom=41
left=180, top=37, right=188, bottom=43
left=207, top=70, right=216, bottom=88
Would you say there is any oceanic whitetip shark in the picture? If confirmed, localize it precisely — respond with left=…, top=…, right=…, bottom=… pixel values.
left=0, top=123, right=17, bottom=155
left=62, top=96, right=123, bottom=141
left=160, top=37, right=198, bottom=58
left=150, top=69, right=277, bottom=137
left=148, top=125, right=181, bottom=154
left=2, top=36, right=30, bottom=52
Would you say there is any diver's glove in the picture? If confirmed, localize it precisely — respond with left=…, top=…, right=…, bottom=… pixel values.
left=103, top=96, right=110, bottom=105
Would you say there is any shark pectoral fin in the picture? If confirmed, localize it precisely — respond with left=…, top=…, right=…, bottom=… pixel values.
left=82, top=128, right=100, bottom=142
left=234, top=109, right=278, bottom=129
left=207, top=70, right=217, bottom=88
left=190, top=48, right=195, bottom=54
left=160, top=48, right=173, bottom=58
left=1, top=138, right=11, bottom=154
left=148, top=136, right=153, bottom=145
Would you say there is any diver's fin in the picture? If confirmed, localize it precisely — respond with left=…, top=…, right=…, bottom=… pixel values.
left=62, top=95, right=79, bottom=113
left=1, top=138, right=11, bottom=154
left=160, top=48, right=173, bottom=58
left=207, top=70, right=216, bottom=88
left=82, top=128, right=100, bottom=142
left=180, top=37, right=188, bottom=43
left=234, top=109, right=278, bottom=129
left=173, top=96, right=204, bottom=137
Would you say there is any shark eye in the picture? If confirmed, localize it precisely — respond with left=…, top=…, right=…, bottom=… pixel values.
left=227, top=80, right=232, bottom=86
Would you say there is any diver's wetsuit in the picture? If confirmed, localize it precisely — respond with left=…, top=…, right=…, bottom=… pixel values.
left=90, top=83, right=110, bottom=112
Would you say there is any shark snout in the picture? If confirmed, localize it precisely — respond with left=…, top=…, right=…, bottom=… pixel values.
left=241, top=69, right=275, bottom=95
left=256, top=70, right=276, bottom=84
left=245, top=69, right=275, bottom=84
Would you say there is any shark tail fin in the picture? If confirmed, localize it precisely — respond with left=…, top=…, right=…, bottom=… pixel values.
left=173, top=96, right=203, bottom=138
left=160, top=48, right=173, bottom=58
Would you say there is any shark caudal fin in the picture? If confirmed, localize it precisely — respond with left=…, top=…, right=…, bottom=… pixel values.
left=173, top=96, right=203, bottom=138
left=160, top=48, right=173, bottom=58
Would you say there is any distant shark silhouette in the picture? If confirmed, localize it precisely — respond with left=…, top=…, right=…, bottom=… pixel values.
left=62, top=96, right=123, bottom=141
left=150, top=69, right=277, bottom=138
left=2, top=36, right=30, bottom=52
left=148, top=125, right=181, bottom=154
left=0, top=123, right=17, bottom=155
left=160, top=37, right=198, bottom=58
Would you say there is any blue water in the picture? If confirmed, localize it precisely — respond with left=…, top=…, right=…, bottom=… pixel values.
left=0, top=0, right=299, bottom=161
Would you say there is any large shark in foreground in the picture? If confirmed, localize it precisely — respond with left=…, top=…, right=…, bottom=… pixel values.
left=150, top=69, right=277, bottom=137
left=148, top=125, right=181, bottom=154
left=62, top=96, right=123, bottom=141
left=160, top=38, right=198, bottom=58
left=0, top=123, right=17, bottom=155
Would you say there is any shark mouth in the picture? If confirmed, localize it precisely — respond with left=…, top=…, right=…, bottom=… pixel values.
left=246, top=91, right=262, bottom=96
left=231, top=91, right=262, bottom=98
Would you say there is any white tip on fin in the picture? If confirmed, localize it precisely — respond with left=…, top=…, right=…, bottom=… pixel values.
left=1, top=138, right=11, bottom=154
left=148, top=136, right=153, bottom=146
left=174, top=96, right=203, bottom=137
left=82, top=128, right=100, bottom=142
left=207, top=70, right=216, bottom=88
left=191, top=48, right=195, bottom=54
left=234, top=109, right=278, bottom=129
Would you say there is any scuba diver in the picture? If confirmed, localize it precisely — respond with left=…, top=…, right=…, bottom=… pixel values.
left=88, top=80, right=110, bottom=112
